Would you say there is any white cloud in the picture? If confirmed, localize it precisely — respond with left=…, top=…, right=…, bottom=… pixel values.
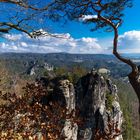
left=1, top=30, right=140, bottom=54
left=0, top=32, right=103, bottom=54
left=3, top=34, right=22, bottom=41
left=79, top=15, right=97, bottom=21
left=118, top=30, right=140, bottom=53
left=98, top=30, right=140, bottom=54
left=21, top=42, right=28, bottom=47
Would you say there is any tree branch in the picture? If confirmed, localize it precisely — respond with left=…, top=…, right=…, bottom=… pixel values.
left=0, top=22, right=33, bottom=37
left=95, top=1, right=138, bottom=75
left=0, top=0, right=54, bottom=11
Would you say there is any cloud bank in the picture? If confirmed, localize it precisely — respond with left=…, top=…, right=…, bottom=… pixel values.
left=0, top=33, right=103, bottom=54
left=0, top=30, right=140, bottom=54
left=118, top=30, right=140, bottom=53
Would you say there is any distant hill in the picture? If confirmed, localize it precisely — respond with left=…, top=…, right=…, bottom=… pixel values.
left=122, top=53, right=140, bottom=58
left=0, top=52, right=135, bottom=78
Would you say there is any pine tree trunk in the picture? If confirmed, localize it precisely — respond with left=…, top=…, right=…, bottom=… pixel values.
left=128, top=72, right=140, bottom=114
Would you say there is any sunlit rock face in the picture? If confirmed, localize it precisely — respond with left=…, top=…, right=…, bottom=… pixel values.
left=59, top=72, right=123, bottom=140
left=59, top=80, right=76, bottom=113
left=57, top=79, right=78, bottom=140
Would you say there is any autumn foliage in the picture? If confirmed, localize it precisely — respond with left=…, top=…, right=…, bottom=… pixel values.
left=94, top=120, right=121, bottom=140
left=0, top=81, right=69, bottom=139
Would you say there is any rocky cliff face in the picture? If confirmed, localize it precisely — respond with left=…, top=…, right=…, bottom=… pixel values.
left=58, top=72, right=123, bottom=140
left=54, top=79, right=78, bottom=140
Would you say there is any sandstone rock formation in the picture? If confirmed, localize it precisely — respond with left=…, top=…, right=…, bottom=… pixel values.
left=59, top=72, right=123, bottom=140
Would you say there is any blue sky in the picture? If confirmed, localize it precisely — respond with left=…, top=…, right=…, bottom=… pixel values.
left=46, top=0, right=140, bottom=38
left=0, top=0, right=140, bottom=54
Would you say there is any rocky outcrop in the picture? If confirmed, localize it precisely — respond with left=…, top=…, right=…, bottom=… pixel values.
left=26, top=66, right=36, bottom=75
left=0, top=71, right=123, bottom=140
left=57, top=80, right=78, bottom=140
left=59, top=80, right=75, bottom=113
left=26, top=61, right=54, bottom=75
left=58, top=72, right=123, bottom=140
